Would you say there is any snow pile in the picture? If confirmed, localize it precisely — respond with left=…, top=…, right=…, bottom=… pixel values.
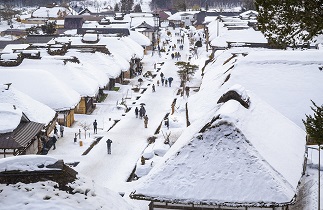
left=0, top=155, right=58, bottom=172
left=0, top=53, right=20, bottom=61
left=0, top=103, right=22, bottom=134
left=82, top=33, right=98, bottom=42
left=0, top=158, right=136, bottom=210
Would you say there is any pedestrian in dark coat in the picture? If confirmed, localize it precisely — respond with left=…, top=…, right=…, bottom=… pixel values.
left=160, top=72, right=164, bottom=78
left=60, top=125, right=64, bottom=137
left=152, top=84, right=156, bottom=92
left=165, top=79, right=168, bottom=87
left=54, top=126, right=58, bottom=135
left=139, top=106, right=146, bottom=119
left=93, top=120, right=98, bottom=134
left=52, top=134, right=58, bottom=150
left=168, top=77, right=173, bottom=87
left=41, top=137, right=48, bottom=155
left=106, top=139, right=113, bottom=154
left=135, top=107, right=139, bottom=118
left=144, top=115, right=149, bottom=128
left=161, top=77, right=165, bottom=86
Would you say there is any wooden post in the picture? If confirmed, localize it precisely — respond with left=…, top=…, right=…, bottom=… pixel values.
left=186, top=102, right=190, bottom=127
left=171, top=103, right=175, bottom=115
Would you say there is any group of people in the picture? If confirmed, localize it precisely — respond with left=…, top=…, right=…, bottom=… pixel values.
left=176, top=38, right=184, bottom=44
left=53, top=124, right=64, bottom=138
left=171, top=52, right=181, bottom=60
left=134, top=105, right=149, bottom=128
left=159, top=72, right=173, bottom=87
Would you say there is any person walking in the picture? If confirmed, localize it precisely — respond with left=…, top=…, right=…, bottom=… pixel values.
left=165, top=79, right=168, bottom=87
left=157, top=80, right=160, bottom=86
left=93, top=119, right=98, bottom=134
left=41, top=137, right=48, bottom=155
left=106, top=139, right=113, bottom=154
left=160, top=72, right=164, bottom=79
left=139, top=106, right=146, bottom=119
left=168, top=77, right=173, bottom=87
left=52, top=134, right=58, bottom=150
left=144, top=115, right=149, bottom=128
left=135, top=107, right=139, bottom=118
left=161, top=77, right=165, bottom=86
left=152, top=84, right=156, bottom=92
left=54, top=126, right=58, bottom=137
left=59, top=125, right=64, bottom=137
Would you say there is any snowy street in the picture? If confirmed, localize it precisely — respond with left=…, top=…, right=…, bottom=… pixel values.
left=46, top=28, right=193, bottom=208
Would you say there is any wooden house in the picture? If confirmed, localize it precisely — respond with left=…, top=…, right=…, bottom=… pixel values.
left=0, top=104, right=44, bottom=158
left=132, top=21, right=155, bottom=43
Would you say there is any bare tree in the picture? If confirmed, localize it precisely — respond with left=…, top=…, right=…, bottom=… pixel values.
left=79, top=121, right=91, bottom=139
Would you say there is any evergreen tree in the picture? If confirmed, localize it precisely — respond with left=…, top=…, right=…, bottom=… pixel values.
left=303, top=100, right=323, bottom=145
left=133, top=4, right=142, bottom=12
left=256, top=0, right=323, bottom=49
left=149, top=0, right=172, bottom=10
left=242, top=0, right=256, bottom=10
left=114, top=3, right=120, bottom=11
left=26, top=26, right=39, bottom=35
left=120, top=0, right=134, bottom=12
left=41, top=21, right=57, bottom=34
left=176, top=61, right=199, bottom=96
left=173, top=0, right=187, bottom=11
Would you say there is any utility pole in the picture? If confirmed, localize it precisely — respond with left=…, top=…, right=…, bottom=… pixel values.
left=319, top=144, right=321, bottom=210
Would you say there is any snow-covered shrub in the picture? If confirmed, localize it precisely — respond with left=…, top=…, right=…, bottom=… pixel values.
left=142, top=144, right=154, bottom=159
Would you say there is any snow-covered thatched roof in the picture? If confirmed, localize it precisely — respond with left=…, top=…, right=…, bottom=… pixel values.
left=0, top=69, right=80, bottom=111
left=5, top=58, right=100, bottom=98
left=0, top=103, right=22, bottom=134
left=0, top=85, right=56, bottom=126
left=129, top=30, right=151, bottom=46
left=131, top=86, right=306, bottom=207
left=32, top=6, right=72, bottom=18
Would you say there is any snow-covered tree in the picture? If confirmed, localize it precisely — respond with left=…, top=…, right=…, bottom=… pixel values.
left=242, top=0, right=256, bottom=10
left=114, top=3, right=120, bottom=11
left=303, top=100, right=323, bottom=145
left=120, top=0, right=134, bottom=12
left=256, top=0, right=323, bottom=49
left=41, top=21, right=57, bottom=34
left=176, top=61, right=198, bottom=96
left=133, top=4, right=142, bottom=12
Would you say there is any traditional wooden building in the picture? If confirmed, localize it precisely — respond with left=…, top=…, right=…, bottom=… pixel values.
left=0, top=105, right=44, bottom=158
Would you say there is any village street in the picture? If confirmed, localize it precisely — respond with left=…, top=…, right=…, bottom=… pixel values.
left=47, top=28, right=193, bottom=208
